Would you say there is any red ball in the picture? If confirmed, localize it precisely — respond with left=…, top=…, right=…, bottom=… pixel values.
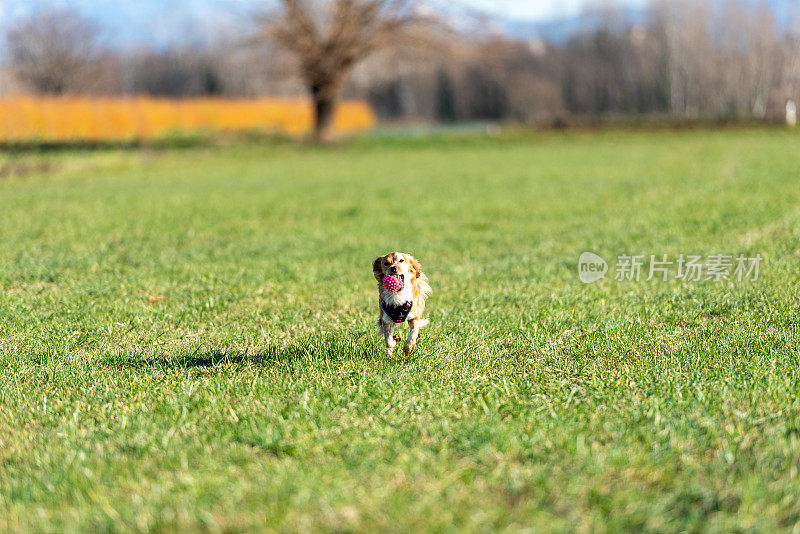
left=383, top=274, right=403, bottom=292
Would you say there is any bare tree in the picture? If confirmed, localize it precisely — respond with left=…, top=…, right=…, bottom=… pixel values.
left=6, top=8, right=102, bottom=94
left=265, top=0, right=430, bottom=141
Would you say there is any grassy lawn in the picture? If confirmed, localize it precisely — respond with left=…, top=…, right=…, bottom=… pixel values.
left=1, top=129, right=799, bottom=532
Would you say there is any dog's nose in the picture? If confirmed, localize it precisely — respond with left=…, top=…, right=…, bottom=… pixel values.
left=388, top=266, right=397, bottom=274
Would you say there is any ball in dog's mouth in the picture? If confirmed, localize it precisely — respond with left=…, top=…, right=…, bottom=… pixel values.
left=383, top=274, right=404, bottom=292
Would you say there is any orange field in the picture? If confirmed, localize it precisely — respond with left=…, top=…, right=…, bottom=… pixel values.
left=0, top=96, right=375, bottom=142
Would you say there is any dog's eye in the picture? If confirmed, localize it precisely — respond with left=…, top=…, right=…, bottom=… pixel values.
left=383, top=262, right=389, bottom=266
left=398, top=259, right=404, bottom=263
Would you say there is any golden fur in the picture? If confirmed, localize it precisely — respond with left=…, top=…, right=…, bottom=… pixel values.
left=372, top=251, right=432, bottom=356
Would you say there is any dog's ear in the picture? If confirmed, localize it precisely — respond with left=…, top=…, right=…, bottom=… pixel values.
left=410, top=256, right=423, bottom=279
left=372, top=256, right=384, bottom=281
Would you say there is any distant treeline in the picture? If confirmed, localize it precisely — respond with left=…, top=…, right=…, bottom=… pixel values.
left=3, top=0, right=799, bottom=124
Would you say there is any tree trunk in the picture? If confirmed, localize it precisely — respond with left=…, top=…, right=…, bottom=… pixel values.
left=311, top=83, right=338, bottom=142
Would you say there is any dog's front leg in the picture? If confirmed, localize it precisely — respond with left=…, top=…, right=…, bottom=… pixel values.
left=404, top=319, right=420, bottom=355
left=381, top=319, right=397, bottom=356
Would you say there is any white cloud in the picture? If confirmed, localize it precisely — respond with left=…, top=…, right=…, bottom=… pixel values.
left=456, top=0, right=649, bottom=20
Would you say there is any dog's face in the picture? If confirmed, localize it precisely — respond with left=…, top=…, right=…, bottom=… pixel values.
left=373, top=251, right=422, bottom=288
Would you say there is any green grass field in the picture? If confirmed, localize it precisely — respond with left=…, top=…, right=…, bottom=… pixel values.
left=1, top=129, right=799, bottom=532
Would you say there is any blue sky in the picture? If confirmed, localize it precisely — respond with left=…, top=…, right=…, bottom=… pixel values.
left=0, top=0, right=652, bottom=50
left=0, top=0, right=650, bottom=25
left=459, top=0, right=647, bottom=20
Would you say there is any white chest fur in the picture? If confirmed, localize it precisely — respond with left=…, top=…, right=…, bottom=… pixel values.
left=383, top=283, right=413, bottom=307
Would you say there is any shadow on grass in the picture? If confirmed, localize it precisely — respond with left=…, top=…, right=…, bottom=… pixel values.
left=101, top=333, right=383, bottom=370
left=108, top=350, right=286, bottom=370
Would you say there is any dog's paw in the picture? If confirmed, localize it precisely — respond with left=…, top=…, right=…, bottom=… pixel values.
left=403, top=342, right=415, bottom=356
